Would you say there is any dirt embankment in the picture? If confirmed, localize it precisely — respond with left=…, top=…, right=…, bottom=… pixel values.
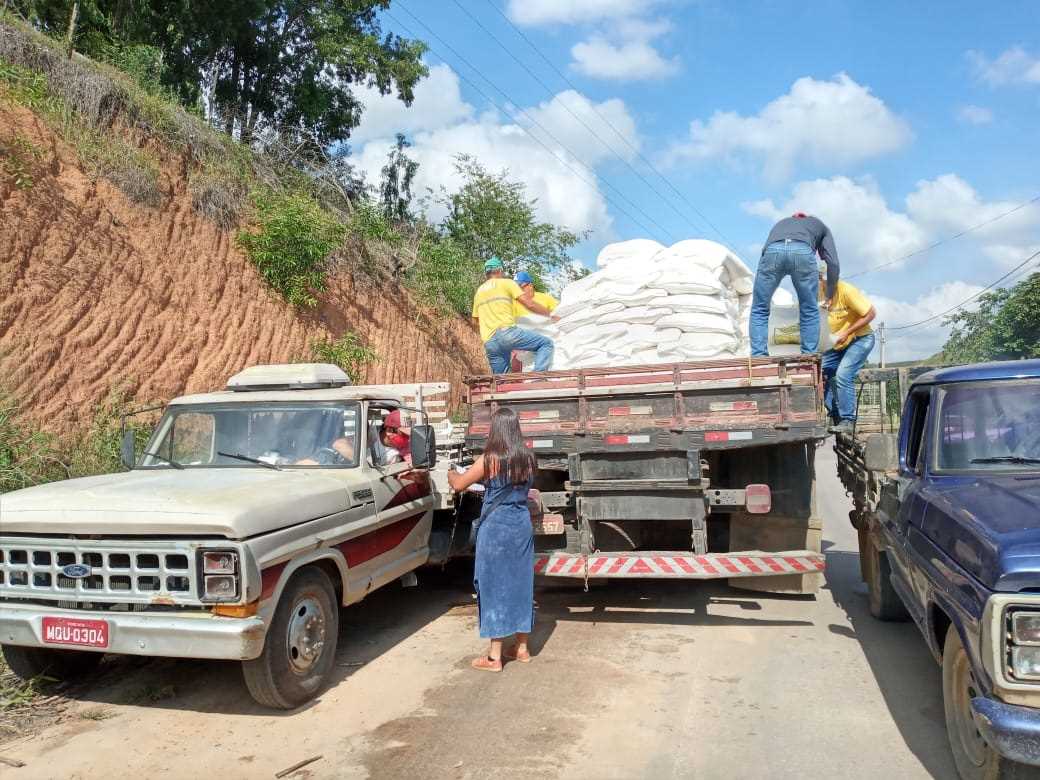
left=0, top=101, right=487, bottom=431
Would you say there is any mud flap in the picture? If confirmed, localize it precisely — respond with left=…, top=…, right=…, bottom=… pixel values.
left=727, top=513, right=823, bottom=594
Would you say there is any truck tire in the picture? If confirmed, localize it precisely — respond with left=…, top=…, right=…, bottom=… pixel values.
left=1, top=644, right=103, bottom=681
left=942, top=627, right=1040, bottom=780
left=242, top=567, right=339, bottom=709
left=866, top=534, right=908, bottom=621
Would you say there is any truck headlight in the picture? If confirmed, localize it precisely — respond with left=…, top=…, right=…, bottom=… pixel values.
left=1011, top=613, right=1040, bottom=645
left=199, top=550, right=239, bottom=602
left=1011, top=647, right=1040, bottom=681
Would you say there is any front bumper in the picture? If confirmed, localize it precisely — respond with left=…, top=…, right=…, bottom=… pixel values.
left=972, top=697, right=1040, bottom=766
left=0, top=601, right=266, bottom=661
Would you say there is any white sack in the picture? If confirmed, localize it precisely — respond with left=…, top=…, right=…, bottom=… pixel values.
left=596, top=239, right=666, bottom=269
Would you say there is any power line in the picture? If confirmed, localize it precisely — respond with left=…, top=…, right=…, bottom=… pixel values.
left=387, top=3, right=679, bottom=244
left=453, top=0, right=721, bottom=244
left=887, top=248, right=1040, bottom=332
left=481, top=0, right=732, bottom=247
left=846, top=194, right=1040, bottom=280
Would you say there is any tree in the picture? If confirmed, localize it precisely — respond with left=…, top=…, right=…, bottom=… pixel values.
left=379, top=133, right=417, bottom=224
left=150, top=0, right=428, bottom=147
left=940, top=272, right=1040, bottom=363
left=9, top=1, right=428, bottom=147
left=440, top=155, right=586, bottom=279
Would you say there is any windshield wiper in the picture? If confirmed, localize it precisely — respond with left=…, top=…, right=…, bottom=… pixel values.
left=139, top=451, right=184, bottom=470
left=217, top=451, right=282, bottom=470
left=218, top=451, right=284, bottom=470
left=970, top=456, right=1040, bottom=465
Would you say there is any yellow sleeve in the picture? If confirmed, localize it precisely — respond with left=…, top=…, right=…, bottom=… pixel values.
left=541, top=293, right=559, bottom=312
left=844, top=284, right=872, bottom=318
left=504, top=279, right=524, bottom=300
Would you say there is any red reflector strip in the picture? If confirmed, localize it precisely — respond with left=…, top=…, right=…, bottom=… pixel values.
left=533, top=553, right=825, bottom=578
left=604, top=434, right=651, bottom=445
left=705, top=431, right=753, bottom=442
left=518, top=410, right=560, bottom=420
left=608, top=405, right=653, bottom=416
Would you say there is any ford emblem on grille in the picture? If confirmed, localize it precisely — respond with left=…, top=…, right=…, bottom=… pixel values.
left=61, top=563, right=92, bottom=578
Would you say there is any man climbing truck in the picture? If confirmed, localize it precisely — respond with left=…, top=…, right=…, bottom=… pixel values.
left=835, top=360, right=1040, bottom=779
left=463, top=355, right=829, bottom=593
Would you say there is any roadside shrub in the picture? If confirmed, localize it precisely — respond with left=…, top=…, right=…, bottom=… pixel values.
left=0, top=389, right=68, bottom=492
left=408, top=234, right=480, bottom=317
left=236, top=189, right=346, bottom=308
left=0, top=131, right=42, bottom=188
left=308, top=332, right=378, bottom=383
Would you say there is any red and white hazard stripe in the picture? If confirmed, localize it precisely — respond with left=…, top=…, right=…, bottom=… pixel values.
left=533, top=551, right=825, bottom=578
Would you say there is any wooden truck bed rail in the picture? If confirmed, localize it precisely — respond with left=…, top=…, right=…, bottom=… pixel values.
left=465, top=355, right=825, bottom=452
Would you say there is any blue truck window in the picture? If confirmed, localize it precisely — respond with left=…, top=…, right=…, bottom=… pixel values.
left=937, top=381, right=1040, bottom=471
left=905, top=390, right=931, bottom=471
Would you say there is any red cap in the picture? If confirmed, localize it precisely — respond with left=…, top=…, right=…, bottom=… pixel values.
left=384, top=410, right=402, bottom=429
left=792, top=212, right=808, bottom=218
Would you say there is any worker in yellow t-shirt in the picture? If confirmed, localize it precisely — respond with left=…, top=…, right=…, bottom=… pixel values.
left=508, top=271, right=559, bottom=372
left=471, top=257, right=556, bottom=374
left=819, top=262, right=877, bottom=434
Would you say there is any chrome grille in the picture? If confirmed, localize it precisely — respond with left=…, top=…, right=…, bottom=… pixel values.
left=0, top=538, right=200, bottom=605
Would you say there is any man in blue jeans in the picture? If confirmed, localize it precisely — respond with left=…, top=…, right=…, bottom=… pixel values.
left=749, top=213, right=840, bottom=355
left=471, top=257, right=556, bottom=374
left=819, top=264, right=877, bottom=434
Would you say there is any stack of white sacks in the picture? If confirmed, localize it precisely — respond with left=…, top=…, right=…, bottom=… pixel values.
left=517, top=238, right=764, bottom=370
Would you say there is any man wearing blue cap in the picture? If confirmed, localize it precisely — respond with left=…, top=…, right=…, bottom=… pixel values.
left=513, top=271, right=559, bottom=318
left=472, top=257, right=556, bottom=374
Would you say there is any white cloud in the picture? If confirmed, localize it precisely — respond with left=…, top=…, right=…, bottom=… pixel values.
left=569, top=15, right=679, bottom=81
left=956, top=104, right=994, bottom=125
left=743, top=176, right=926, bottom=270
left=666, top=73, right=912, bottom=181
left=350, top=64, right=472, bottom=145
left=905, top=174, right=1040, bottom=267
left=520, top=90, right=640, bottom=163
left=350, top=67, right=647, bottom=236
left=869, top=282, right=986, bottom=362
left=968, top=46, right=1040, bottom=86
left=507, top=0, right=660, bottom=26
left=743, top=174, right=1040, bottom=274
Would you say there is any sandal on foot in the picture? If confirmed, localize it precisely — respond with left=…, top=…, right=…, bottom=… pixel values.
left=503, top=648, right=532, bottom=663
left=471, top=655, right=502, bottom=672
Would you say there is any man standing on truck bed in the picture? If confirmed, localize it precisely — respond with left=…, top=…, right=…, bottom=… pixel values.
left=819, top=262, right=876, bottom=434
left=472, top=257, right=556, bottom=374
left=508, top=270, right=560, bottom=373
left=750, top=212, right=839, bottom=356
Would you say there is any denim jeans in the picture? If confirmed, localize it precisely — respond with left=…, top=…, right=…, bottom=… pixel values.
left=821, top=332, right=876, bottom=423
left=485, top=326, right=554, bottom=374
left=749, top=241, right=820, bottom=356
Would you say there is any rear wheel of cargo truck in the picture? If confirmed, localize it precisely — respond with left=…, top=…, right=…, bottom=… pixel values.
left=2, top=644, right=103, bottom=680
left=721, top=442, right=823, bottom=595
left=942, top=627, right=1040, bottom=780
left=242, top=567, right=339, bottom=709
left=864, top=533, right=908, bottom=621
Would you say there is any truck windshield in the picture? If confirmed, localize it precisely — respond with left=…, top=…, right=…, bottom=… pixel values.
left=937, top=381, right=1040, bottom=472
left=139, top=403, right=360, bottom=468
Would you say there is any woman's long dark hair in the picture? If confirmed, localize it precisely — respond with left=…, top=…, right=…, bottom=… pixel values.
left=484, top=407, right=536, bottom=485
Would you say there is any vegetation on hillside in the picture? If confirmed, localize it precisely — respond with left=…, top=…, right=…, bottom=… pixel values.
left=939, top=272, right=1039, bottom=363
left=0, top=6, right=586, bottom=316
left=0, top=383, right=153, bottom=493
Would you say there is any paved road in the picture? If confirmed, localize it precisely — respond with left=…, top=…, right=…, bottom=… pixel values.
left=4, top=445, right=959, bottom=779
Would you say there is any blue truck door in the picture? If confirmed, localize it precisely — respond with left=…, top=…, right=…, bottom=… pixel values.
left=885, top=387, right=934, bottom=618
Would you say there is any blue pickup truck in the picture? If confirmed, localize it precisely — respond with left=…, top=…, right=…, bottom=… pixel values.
left=835, top=359, right=1040, bottom=780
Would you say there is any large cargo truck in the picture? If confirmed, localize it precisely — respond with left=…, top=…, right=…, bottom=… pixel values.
left=463, top=355, right=829, bottom=594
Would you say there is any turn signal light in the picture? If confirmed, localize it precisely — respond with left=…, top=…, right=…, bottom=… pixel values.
left=214, top=602, right=259, bottom=618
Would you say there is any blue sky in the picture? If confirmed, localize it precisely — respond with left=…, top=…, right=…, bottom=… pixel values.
left=350, top=0, right=1040, bottom=360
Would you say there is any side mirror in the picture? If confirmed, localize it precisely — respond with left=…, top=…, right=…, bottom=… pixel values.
left=864, top=433, right=898, bottom=472
left=410, top=425, right=437, bottom=469
left=121, top=429, right=136, bottom=469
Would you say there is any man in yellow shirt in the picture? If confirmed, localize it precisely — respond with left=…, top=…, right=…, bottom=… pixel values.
left=508, top=271, right=559, bottom=372
left=819, top=262, right=877, bottom=434
left=472, top=257, right=556, bottom=374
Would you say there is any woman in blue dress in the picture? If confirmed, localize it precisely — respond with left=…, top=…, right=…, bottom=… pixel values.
left=448, top=407, right=535, bottom=672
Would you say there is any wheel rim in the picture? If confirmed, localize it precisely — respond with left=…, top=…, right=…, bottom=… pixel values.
left=286, top=596, right=327, bottom=674
left=950, top=646, right=988, bottom=767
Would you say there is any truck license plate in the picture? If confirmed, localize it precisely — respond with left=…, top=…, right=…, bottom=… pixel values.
left=42, top=617, right=109, bottom=649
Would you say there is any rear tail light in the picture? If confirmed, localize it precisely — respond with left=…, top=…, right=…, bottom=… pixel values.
left=745, top=484, right=772, bottom=514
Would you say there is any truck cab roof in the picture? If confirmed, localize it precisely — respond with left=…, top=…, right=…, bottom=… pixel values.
left=913, top=359, right=1040, bottom=387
